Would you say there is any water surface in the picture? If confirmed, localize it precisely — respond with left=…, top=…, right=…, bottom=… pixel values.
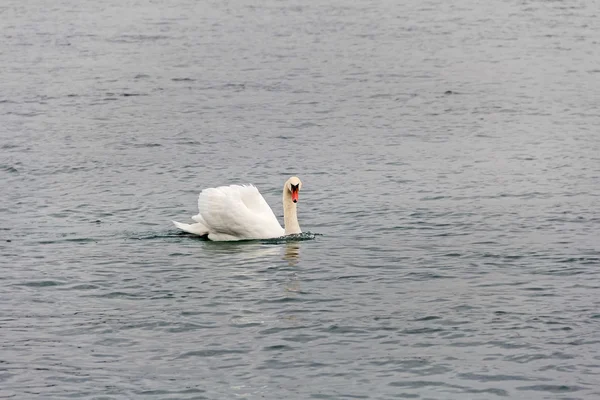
left=1, top=0, right=600, bottom=398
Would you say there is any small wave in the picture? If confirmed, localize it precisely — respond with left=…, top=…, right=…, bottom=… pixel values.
left=128, top=231, right=187, bottom=240
left=108, top=34, right=170, bottom=43
left=0, top=164, right=18, bottom=173
left=261, top=232, right=321, bottom=244
left=18, top=280, right=65, bottom=287
left=58, top=284, right=100, bottom=291
left=122, top=93, right=146, bottom=97
left=177, top=349, right=247, bottom=358
left=132, top=143, right=162, bottom=148
left=87, top=291, right=143, bottom=299
left=517, top=384, right=583, bottom=393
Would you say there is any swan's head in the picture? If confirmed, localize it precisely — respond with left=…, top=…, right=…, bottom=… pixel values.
left=286, top=176, right=302, bottom=203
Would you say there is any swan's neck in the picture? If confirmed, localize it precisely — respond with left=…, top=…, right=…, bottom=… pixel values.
left=283, top=188, right=301, bottom=235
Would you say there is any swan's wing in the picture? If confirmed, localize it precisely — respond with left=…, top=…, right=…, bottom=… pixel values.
left=197, top=184, right=284, bottom=240
left=238, top=185, right=278, bottom=219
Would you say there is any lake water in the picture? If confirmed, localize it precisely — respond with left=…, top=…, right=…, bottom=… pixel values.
left=1, top=0, right=600, bottom=398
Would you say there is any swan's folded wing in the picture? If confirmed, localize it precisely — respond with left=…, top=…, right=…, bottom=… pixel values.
left=237, top=185, right=278, bottom=219
left=197, top=185, right=284, bottom=239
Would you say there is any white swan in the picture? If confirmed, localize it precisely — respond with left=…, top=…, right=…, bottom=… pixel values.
left=172, top=176, right=303, bottom=241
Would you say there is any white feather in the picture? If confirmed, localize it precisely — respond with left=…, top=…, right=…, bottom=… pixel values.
left=172, top=220, right=208, bottom=236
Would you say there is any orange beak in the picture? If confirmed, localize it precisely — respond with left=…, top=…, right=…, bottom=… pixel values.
left=291, top=188, right=299, bottom=203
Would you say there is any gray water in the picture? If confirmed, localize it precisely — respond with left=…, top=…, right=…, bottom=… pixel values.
left=1, top=0, right=600, bottom=398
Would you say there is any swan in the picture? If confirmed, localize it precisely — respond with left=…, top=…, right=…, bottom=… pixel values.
left=172, top=176, right=303, bottom=241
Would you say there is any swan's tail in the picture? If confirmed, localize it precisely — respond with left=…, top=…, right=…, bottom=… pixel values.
left=172, top=220, right=208, bottom=236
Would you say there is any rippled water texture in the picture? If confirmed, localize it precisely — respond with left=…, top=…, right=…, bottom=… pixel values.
left=1, top=0, right=600, bottom=398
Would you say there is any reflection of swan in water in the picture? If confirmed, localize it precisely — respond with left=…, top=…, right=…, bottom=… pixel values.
left=283, top=241, right=300, bottom=266
left=200, top=241, right=280, bottom=260
left=198, top=240, right=302, bottom=267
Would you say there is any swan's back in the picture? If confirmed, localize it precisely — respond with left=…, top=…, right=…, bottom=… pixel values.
left=195, top=184, right=284, bottom=240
